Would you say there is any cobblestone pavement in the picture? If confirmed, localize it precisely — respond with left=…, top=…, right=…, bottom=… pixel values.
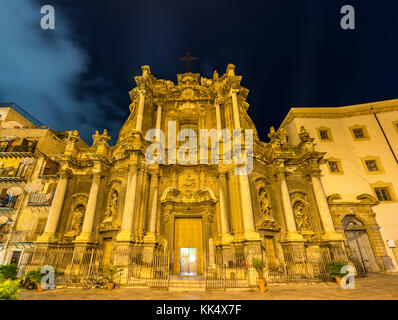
left=19, top=273, right=398, bottom=300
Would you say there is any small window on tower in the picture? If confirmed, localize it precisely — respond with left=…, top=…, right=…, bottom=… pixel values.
left=319, top=130, right=329, bottom=140
left=374, top=187, right=392, bottom=201
left=365, top=160, right=378, bottom=172
left=328, top=161, right=339, bottom=173
left=352, top=128, right=365, bottom=139
left=34, top=218, right=47, bottom=235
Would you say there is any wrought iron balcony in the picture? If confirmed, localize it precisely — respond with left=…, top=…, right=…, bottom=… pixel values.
left=0, top=145, right=37, bottom=155
left=28, top=192, right=53, bottom=206
left=0, top=165, right=27, bottom=181
left=0, top=196, right=17, bottom=209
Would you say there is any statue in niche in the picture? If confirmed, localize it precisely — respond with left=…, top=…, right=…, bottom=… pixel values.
left=294, top=202, right=312, bottom=232
left=259, top=188, right=272, bottom=217
left=256, top=187, right=280, bottom=231
left=100, top=191, right=119, bottom=231
left=103, top=191, right=118, bottom=222
left=70, top=205, right=85, bottom=233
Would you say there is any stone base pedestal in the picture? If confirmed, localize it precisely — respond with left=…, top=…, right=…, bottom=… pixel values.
left=221, top=233, right=234, bottom=245
left=282, top=232, right=305, bottom=243
left=74, top=232, right=96, bottom=244
left=116, top=230, right=133, bottom=243
left=243, top=241, right=262, bottom=263
left=243, top=230, right=261, bottom=242
left=112, top=242, right=133, bottom=266
left=327, top=241, right=348, bottom=261
left=142, top=245, right=156, bottom=264
left=281, top=242, right=306, bottom=263
left=35, top=232, right=58, bottom=244
left=143, top=232, right=157, bottom=245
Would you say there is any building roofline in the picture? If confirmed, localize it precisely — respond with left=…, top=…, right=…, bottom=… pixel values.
left=279, top=98, right=398, bottom=128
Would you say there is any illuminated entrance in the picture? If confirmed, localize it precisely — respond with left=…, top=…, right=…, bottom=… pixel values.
left=173, top=217, right=203, bottom=275
left=180, top=248, right=197, bottom=275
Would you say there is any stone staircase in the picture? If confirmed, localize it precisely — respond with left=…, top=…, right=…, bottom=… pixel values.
left=168, top=275, right=206, bottom=292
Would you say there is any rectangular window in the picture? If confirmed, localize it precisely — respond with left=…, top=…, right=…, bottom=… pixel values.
left=34, top=218, right=47, bottom=235
left=352, top=128, right=365, bottom=139
left=319, top=130, right=329, bottom=140
left=374, top=187, right=392, bottom=201
left=178, top=122, right=198, bottom=146
left=328, top=161, right=339, bottom=172
left=365, top=160, right=378, bottom=172
left=0, top=141, right=9, bottom=152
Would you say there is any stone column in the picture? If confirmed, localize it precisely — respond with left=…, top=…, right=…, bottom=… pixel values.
left=136, top=89, right=146, bottom=132
left=36, top=172, right=69, bottom=243
left=75, top=173, right=101, bottom=243
left=230, top=88, right=241, bottom=129
left=219, top=172, right=233, bottom=244
left=215, top=101, right=222, bottom=132
left=116, top=165, right=138, bottom=242
left=229, top=88, right=259, bottom=241
left=238, top=174, right=260, bottom=241
left=277, top=170, right=304, bottom=242
left=311, top=174, right=343, bottom=241
left=155, top=104, right=162, bottom=134
left=144, top=171, right=158, bottom=244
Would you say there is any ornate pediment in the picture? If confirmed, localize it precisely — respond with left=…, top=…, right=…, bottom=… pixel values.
left=160, top=186, right=216, bottom=204
left=256, top=216, right=280, bottom=232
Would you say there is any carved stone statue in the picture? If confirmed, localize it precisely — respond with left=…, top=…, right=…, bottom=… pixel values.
left=299, top=126, right=311, bottom=142
left=294, top=202, right=312, bottom=232
left=268, top=126, right=287, bottom=148
left=99, top=191, right=119, bottom=231
left=256, top=187, right=280, bottom=231
left=103, top=191, right=118, bottom=222
left=70, top=205, right=85, bottom=232
left=93, top=129, right=111, bottom=146
left=259, top=188, right=272, bottom=216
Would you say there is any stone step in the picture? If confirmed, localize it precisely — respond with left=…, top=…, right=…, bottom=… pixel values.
left=168, top=279, right=206, bottom=291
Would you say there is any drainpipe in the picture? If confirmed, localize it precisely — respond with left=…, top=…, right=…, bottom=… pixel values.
left=371, top=107, right=398, bottom=165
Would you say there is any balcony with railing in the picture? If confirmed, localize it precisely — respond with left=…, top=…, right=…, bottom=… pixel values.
left=0, top=144, right=37, bottom=153
left=28, top=192, right=54, bottom=206
left=0, top=164, right=28, bottom=181
left=0, top=196, right=17, bottom=210
left=38, top=158, right=59, bottom=178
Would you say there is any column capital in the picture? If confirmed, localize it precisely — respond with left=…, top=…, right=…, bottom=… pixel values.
left=229, top=88, right=239, bottom=97
left=58, top=168, right=73, bottom=179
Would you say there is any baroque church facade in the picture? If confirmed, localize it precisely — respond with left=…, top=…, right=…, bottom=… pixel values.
left=1, top=64, right=395, bottom=284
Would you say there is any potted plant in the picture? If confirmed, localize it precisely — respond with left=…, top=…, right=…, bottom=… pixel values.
left=327, top=260, right=349, bottom=285
left=104, top=265, right=121, bottom=291
left=252, top=257, right=267, bottom=292
left=26, top=269, right=45, bottom=292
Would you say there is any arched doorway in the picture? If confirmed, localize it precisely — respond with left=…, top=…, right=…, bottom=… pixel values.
left=342, top=215, right=379, bottom=272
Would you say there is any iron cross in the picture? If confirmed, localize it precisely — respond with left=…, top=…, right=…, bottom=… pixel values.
left=178, top=51, right=198, bottom=72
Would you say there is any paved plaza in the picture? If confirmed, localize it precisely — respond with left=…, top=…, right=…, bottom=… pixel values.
left=19, top=273, right=398, bottom=300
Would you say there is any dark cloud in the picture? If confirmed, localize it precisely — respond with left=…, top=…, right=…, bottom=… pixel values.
left=0, top=0, right=124, bottom=144
left=1, top=0, right=398, bottom=144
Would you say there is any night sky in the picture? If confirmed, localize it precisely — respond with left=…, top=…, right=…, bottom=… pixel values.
left=1, top=0, right=398, bottom=144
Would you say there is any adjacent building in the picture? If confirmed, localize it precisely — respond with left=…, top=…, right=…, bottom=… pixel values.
left=280, top=99, right=398, bottom=271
